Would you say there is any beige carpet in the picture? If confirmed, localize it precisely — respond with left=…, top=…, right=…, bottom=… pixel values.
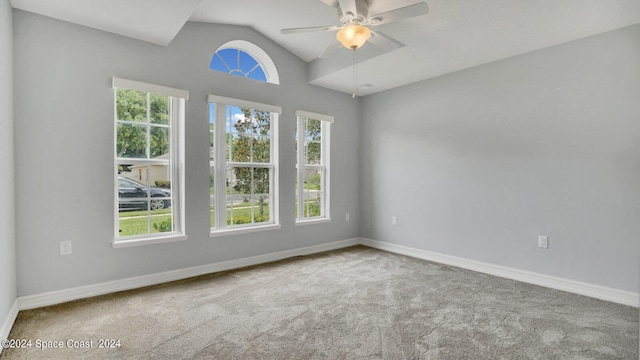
left=2, top=246, right=638, bottom=359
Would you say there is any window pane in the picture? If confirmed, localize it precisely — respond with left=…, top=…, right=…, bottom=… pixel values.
left=252, top=136, right=270, bottom=163
left=303, top=169, right=323, bottom=218
left=252, top=195, right=269, bottom=223
left=210, top=104, right=215, bottom=161
left=116, top=123, right=146, bottom=158
left=209, top=167, right=215, bottom=195
left=228, top=167, right=252, bottom=195
left=239, top=51, right=259, bottom=74
left=305, top=118, right=321, bottom=141
left=306, top=141, right=321, bottom=165
left=116, top=89, right=147, bottom=122
left=253, top=109, right=270, bottom=136
left=227, top=198, right=252, bottom=225
left=149, top=170, right=171, bottom=212
left=295, top=128, right=299, bottom=160
left=294, top=173, right=299, bottom=219
left=150, top=126, right=169, bottom=158
left=210, top=195, right=216, bottom=228
left=249, top=68, right=267, bottom=82
left=117, top=211, right=149, bottom=237
left=228, top=106, right=248, bottom=134
left=151, top=215, right=173, bottom=233
left=118, top=197, right=148, bottom=213
left=253, top=167, right=270, bottom=194
left=226, top=133, right=233, bottom=160
left=218, top=48, right=238, bottom=70
left=232, top=134, right=251, bottom=162
left=150, top=94, right=169, bottom=124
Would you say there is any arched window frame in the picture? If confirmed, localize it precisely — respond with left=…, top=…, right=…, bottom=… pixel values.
left=210, top=40, right=280, bottom=85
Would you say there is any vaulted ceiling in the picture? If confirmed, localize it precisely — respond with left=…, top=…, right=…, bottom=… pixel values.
left=10, top=0, right=640, bottom=96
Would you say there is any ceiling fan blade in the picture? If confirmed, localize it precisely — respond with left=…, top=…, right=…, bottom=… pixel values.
left=337, top=0, right=358, bottom=17
left=319, top=40, right=344, bottom=59
left=281, top=25, right=340, bottom=35
left=368, top=1, right=429, bottom=26
left=368, top=31, right=404, bottom=52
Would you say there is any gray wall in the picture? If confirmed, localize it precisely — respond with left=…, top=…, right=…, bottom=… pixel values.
left=13, top=11, right=360, bottom=296
left=0, top=0, right=16, bottom=327
left=360, top=24, right=640, bottom=293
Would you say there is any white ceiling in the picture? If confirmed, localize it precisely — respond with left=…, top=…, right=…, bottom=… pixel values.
left=10, top=0, right=640, bottom=96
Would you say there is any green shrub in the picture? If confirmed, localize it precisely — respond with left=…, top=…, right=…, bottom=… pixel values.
left=228, top=216, right=251, bottom=225
left=305, top=202, right=320, bottom=217
left=155, top=180, right=171, bottom=188
left=152, top=219, right=172, bottom=232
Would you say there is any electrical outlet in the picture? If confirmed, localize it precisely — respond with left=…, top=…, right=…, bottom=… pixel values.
left=345, top=212, right=350, bottom=222
left=60, top=241, right=72, bottom=256
left=538, top=236, right=549, bottom=249
left=392, top=216, right=398, bottom=226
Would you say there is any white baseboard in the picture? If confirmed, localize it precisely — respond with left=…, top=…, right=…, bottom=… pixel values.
left=360, top=238, right=639, bottom=307
left=0, top=299, right=19, bottom=354
left=18, top=238, right=360, bottom=311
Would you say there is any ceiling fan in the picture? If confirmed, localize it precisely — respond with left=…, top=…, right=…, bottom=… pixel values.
left=281, top=0, right=429, bottom=58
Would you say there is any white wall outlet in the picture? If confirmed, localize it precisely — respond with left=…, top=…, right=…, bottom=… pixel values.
left=60, top=241, right=72, bottom=256
left=345, top=212, right=350, bottom=222
left=392, top=216, right=398, bottom=226
left=538, top=236, right=549, bottom=249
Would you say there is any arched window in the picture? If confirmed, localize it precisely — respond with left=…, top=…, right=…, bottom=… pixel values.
left=209, top=40, right=279, bottom=85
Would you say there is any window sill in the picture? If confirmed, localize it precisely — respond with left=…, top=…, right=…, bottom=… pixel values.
left=210, top=223, right=281, bottom=238
left=112, top=234, right=188, bottom=249
left=295, top=218, right=332, bottom=226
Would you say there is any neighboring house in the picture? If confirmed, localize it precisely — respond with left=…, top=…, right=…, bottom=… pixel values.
left=127, top=153, right=170, bottom=187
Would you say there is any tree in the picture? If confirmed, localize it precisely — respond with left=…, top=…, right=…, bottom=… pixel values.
left=231, top=108, right=271, bottom=219
left=116, top=89, right=169, bottom=159
left=305, top=118, right=322, bottom=164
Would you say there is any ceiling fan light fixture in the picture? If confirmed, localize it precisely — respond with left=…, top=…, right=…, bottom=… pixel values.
left=336, top=24, right=371, bottom=50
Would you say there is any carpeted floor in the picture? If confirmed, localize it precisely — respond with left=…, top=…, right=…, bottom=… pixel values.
left=2, top=246, right=638, bottom=359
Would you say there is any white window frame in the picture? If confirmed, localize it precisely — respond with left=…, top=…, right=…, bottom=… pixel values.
left=295, top=110, right=332, bottom=225
left=209, top=94, right=281, bottom=237
left=212, top=40, right=280, bottom=85
left=112, top=77, right=188, bottom=248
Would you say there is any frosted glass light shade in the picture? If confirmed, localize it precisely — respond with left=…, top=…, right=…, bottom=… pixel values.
left=336, top=25, right=371, bottom=49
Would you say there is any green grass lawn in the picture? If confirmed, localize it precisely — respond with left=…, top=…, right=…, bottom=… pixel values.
left=119, top=213, right=173, bottom=236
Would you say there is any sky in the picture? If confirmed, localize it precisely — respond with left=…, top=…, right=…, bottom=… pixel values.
left=209, top=48, right=267, bottom=82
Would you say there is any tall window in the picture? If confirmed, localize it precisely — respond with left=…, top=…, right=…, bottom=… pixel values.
left=295, top=110, right=332, bottom=224
left=113, top=77, right=187, bottom=247
left=209, top=95, right=281, bottom=235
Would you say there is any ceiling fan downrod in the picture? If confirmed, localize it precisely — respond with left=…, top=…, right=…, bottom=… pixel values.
left=352, top=48, right=357, bottom=98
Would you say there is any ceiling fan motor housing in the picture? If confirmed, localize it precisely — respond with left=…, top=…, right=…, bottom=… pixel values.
left=339, top=0, right=369, bottom=25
